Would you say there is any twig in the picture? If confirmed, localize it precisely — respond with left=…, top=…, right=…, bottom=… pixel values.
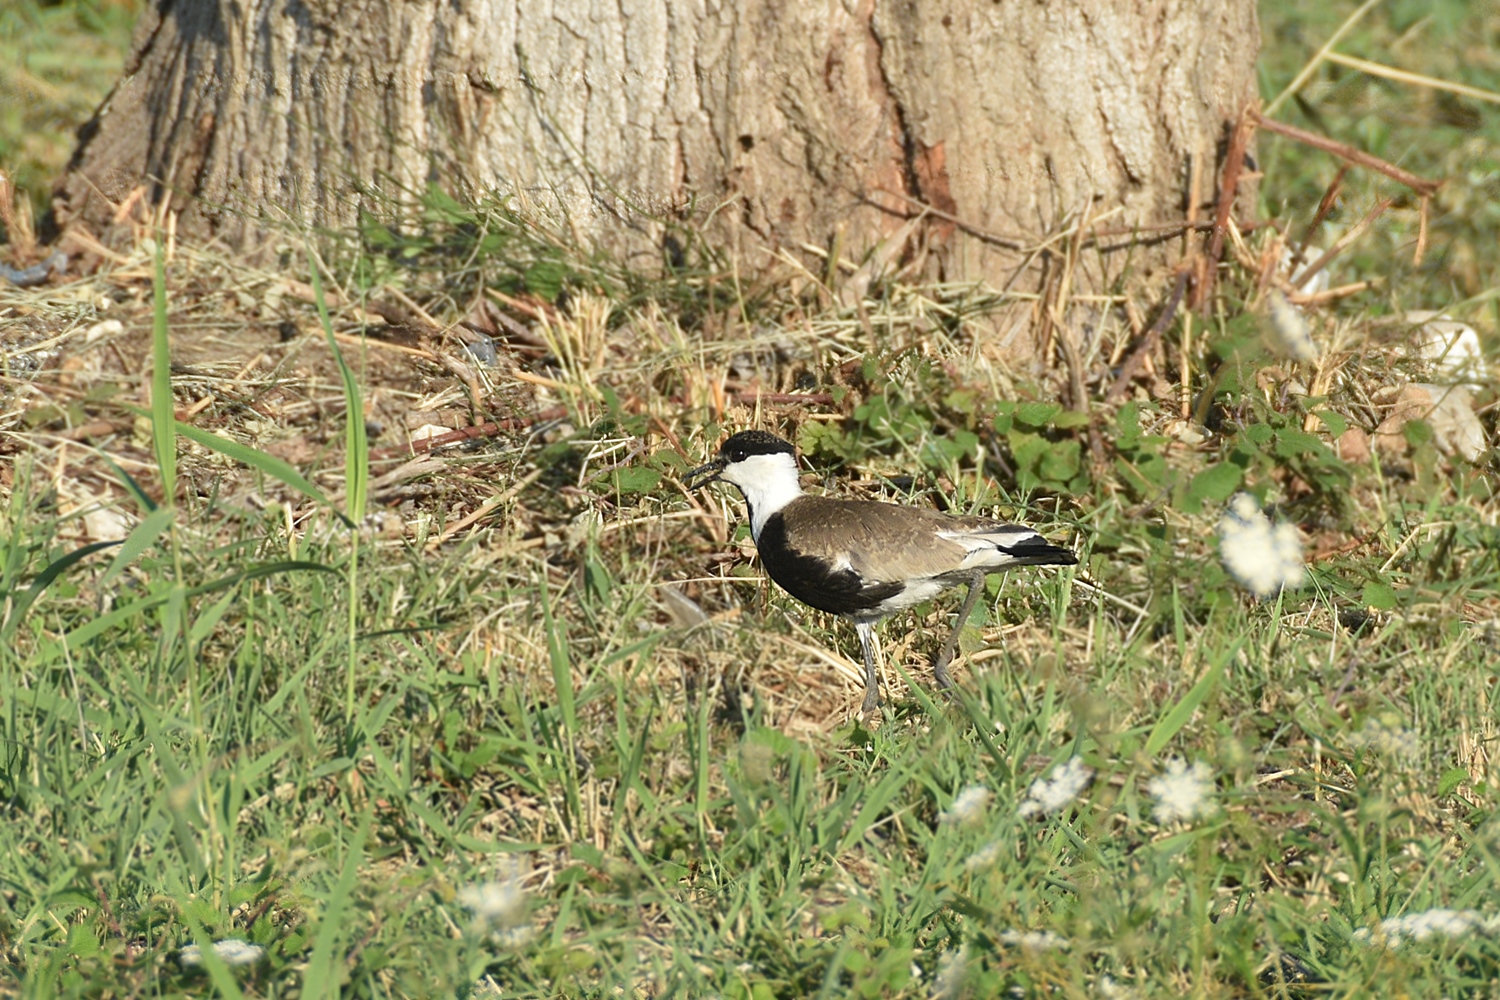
left=1264, top=0, right=1382, bottom=116
left=1292, top=197, right=1392, bottom=291
left=864, top=189, right=1029, bottom=250
left=368, top=405, right=570, bottom=461
left=1288, top=280, right=1380, bottom=305
left=1323, top=51, right=1500, bottom=107
left=1415, top=196, right=1431, bottom=267
left=1196, top=106, right=1256, bottom=310
left=728, top=391, right=837, bottom=406
left=1106, top=270, right=1189, bottom=403
left=1295, top=165, right=1347, bottom=269
left=1250, top=110, right=1442, bottom=197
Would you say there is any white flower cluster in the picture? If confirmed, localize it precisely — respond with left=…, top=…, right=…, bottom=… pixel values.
left=1353, top=908, right=1500, bottom=948
left=460, top=873, right=532, bottom=946
left=179, top=939, right=264, bottom=967
left=1347, top=715, right=1422, bottom=762
left=1147, top=759, right=1216, bottom=824
left=1217, top=494, right=1306, bottom=598
left=998, top=929, right=1069, bottom=951
left=1264, top=289, right=1319, bottom=361
left=932, top=948, right=967, bottom=998
left=965, top=839, right=1002, bottom=872
left=1017, top=756, right=1092, bottom=818
left=939, top=785, right=993, bottom=826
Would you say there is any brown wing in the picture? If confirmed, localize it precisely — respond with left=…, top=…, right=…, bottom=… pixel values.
left=779, top=496, right=981, bottom=583
left=781, top=495, right=1073, bottom=582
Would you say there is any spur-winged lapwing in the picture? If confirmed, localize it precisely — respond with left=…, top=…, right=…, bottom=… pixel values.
left=686, top=430, right=1077, bottom=714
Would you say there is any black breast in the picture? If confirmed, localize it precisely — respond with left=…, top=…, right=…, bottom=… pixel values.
left=754, top=512, right=903, bottom=617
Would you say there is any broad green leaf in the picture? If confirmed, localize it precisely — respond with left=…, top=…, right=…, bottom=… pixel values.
left=1015, top=401, right=1063, bottom=427
left=1314, top=410, right=1349, bottom=438
left=1362, top=581, right=1397, bottom=610
left=1184, top=463, right=1243, bottom=512
left=611, top=467, right=661, bottom=495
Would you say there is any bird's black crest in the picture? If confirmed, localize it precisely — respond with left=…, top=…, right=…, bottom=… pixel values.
left=719, top=430, right=795, bottom=464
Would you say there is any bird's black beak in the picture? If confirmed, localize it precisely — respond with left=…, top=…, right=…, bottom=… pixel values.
left=684, top=457, right=725, bottom=491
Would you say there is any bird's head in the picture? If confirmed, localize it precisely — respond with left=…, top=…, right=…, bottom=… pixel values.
left=685, top=431, right=802, bottom=515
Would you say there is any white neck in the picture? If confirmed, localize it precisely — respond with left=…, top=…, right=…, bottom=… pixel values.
left=719, top=452, right=803, bottom=541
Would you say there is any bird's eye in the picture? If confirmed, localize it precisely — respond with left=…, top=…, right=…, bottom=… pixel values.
left=730, top=448, right=746, bottom=462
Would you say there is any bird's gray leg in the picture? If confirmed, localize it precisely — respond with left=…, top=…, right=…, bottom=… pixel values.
left=855, top=620, right=881, bottom=715
left=934, top=570, right=986, bottom=690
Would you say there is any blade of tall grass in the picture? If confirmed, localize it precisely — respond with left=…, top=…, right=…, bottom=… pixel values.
left=308, top=259, right=368, bottom=522
left=539, top=580, right=585, bottom=835
left=98, top=504, right=174, bottom=589
left=150, top=241, right=177, bottom=503
left=308, top=253, right=369, bottom=726
left=302, top=810, right=371, bottom=997
left=53, top=561, right=339, bottom=655
left=174, top=420, right=350, bottom=526
left=1144, top=637, right=1240, bottom=758
left=99, top=453, right=157, bottom=514
left=0, top=539, right=121, bottom=641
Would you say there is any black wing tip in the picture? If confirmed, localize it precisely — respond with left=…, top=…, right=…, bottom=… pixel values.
left=1005, top=537, right=1079, bottom=566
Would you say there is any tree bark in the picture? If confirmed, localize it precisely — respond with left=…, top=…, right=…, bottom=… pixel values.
left=55, top=0, right=1258, bottom=350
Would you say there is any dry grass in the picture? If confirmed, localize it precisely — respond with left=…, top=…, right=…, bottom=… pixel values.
left=4, top=1, right=1500, bottom=995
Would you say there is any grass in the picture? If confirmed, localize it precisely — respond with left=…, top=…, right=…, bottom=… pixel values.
left=2, top=0, right=1499, bottom=997
left=0, top=0, right=143, bottom=227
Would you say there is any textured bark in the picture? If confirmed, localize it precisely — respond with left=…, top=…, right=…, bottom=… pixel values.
left=56, top=0, right=1258, bottom=329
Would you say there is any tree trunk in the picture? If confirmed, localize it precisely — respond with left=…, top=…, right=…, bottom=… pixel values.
left=55, top=0, right=1258, bottom=354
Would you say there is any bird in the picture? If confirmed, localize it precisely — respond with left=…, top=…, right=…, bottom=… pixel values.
left=685, top=430, right=1077, bottom=714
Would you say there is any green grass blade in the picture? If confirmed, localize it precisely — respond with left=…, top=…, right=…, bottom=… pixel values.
left=99, top=504, right=174, bottom=589
left=56, top=561, right=339, bottom=653
left=150, top=241, right=177, bottom=503
left=302, top=810, right=370, bottom=997
left=541, top=582, right=578, bottom=734
left=174, top=419, right=350, bottom=526
left=308, top=257, right=368, bottom=523
left=99, top=453, right=158, bottom=515
left=1143, top=637, right=1240, bottom=758
left=0, top=539, right=121, bottom=640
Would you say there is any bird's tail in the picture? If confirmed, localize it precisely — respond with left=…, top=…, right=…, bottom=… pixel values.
left=999, top=533, right=1078, bottom=566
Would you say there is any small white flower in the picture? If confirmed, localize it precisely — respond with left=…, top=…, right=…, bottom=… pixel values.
left=1218, top=494, right=1305, bottom=598
left=940, top=785, right=993, bottom=825
left=965, top=840, right=1002, bottom=871
left=1353, top=908, right=1500, bottom=948
left=459, top=875, right=529, bottom=942
left=932, top=948, right=967, bottom=998
left=998, top=929, right=1068, bottom=951
left=1348, top=715, right=1421, bottom=762
left=1264, top=289, right=1318, bottom=361
left=1148, top=759, right=1216, bottom=824
left=1097, top=974, right=1136, bottom=999
left=179, top=939, right=264, bottom=967
left=1018, top=756, right=1092, bottom=818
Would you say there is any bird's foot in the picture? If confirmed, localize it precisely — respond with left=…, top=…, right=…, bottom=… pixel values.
left=932, top=654, right=956, bottom=691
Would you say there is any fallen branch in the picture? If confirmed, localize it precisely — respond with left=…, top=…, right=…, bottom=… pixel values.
left=1250, top=109, right=1442, bottom=198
